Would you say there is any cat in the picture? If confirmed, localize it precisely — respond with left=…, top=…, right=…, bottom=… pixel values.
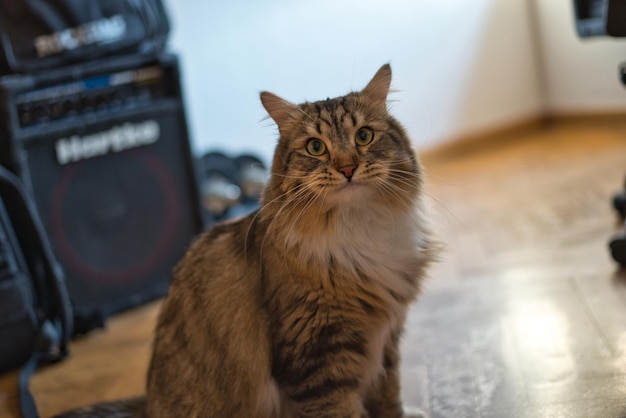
left=55, top=64, right=436, bottom=418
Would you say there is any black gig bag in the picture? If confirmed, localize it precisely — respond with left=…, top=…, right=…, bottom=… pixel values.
left=0, top=0, right=170, bottom=75
left=0, top=164, right=73, bottom=418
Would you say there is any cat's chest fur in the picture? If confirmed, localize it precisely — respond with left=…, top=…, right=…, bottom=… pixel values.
left=277, top=201, right=424, bottom=304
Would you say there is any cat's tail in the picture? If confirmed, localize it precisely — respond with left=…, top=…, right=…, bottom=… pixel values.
left=51, top=396, right=146, bottom=418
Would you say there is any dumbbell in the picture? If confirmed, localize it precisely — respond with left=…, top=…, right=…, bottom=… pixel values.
left=198, top=151, right=242, bottom=222
left=233, top=154, right=268, bottom=202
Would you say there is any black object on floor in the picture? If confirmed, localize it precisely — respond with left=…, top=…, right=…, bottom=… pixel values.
left=609, top=174, right=626, bottom=267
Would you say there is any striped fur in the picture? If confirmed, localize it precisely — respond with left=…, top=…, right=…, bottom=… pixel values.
left=54, top=64, right=435, bottom=418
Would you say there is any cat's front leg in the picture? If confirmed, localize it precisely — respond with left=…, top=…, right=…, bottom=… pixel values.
left=363, top=363, right=404, bottom=418
left=364, top=334, right=425, bottom=418
left=289, top=390, right=368, bottom=418
left=364, top=372, right=425, bottom=418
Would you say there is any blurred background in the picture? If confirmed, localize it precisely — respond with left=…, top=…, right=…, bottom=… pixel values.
left=163, top=0, right=626, bottom=163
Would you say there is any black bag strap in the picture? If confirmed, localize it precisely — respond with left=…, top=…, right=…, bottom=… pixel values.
left=18, top=352, right=42, bottom=418
left=18, top=319, right=66, bottom=418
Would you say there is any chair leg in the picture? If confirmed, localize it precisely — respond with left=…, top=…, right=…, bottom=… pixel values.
left=609, top=227, right=626, bottom=267
left=609, top=174, right=626, bottom=266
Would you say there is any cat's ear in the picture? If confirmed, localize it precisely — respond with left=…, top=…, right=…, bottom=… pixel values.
left=260, top=91, right=298, bottom=132
left=361, top=64, right=392, bottom=109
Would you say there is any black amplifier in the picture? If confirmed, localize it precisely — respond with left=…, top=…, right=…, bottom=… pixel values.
left=0, top=53, right=203, bottom=332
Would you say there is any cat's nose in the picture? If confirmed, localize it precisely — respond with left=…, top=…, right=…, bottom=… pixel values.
left=338, top=164, right=357, bottom=180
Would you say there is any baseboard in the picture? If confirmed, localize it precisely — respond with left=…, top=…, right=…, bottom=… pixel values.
left=420, top=110, right=626, bottom=163
left=545, top=109, right=626, bottom=125
left=420, top=115, right=547, bottom=162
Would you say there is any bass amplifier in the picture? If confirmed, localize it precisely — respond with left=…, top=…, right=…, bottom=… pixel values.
left=0, top=53, right=203, bottom=333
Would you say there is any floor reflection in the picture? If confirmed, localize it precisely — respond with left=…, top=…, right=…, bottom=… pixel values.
left=399, top=121, right=626, bottom=418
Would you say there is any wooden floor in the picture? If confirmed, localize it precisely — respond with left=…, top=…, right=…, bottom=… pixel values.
left=1, top=118, right=626, bottom=418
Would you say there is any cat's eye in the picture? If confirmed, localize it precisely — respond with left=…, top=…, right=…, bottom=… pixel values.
left=306, top=138, right=327, bottom=156
left=355, top=127, right=374, bottom=146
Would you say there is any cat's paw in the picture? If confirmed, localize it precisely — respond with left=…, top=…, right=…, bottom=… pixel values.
left=403, top=406, right=427, bottom=418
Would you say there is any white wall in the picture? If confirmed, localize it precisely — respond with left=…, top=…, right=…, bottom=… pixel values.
left=163, top=0, right=544, bottom=163
left=532, top=0, right=626, bottom=114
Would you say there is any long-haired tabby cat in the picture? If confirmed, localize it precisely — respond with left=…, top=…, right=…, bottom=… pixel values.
left=55, top=64, right=436, bottom=418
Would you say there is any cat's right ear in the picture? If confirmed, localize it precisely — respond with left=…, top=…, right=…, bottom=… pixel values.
left=260, top=92, right=298, bottom=133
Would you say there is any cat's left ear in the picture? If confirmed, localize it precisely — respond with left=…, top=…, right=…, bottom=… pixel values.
left=361, top=64, right=392, bottom=110
left=260, top=91, right=299, bottom=133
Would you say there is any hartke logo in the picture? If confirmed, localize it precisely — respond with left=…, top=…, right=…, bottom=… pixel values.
left=55, top=120, right=160, bottom=165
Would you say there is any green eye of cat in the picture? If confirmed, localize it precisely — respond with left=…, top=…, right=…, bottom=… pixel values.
left=355, top=127, right=374, bottom=146
left=306, top=139, right=327, bottom=156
